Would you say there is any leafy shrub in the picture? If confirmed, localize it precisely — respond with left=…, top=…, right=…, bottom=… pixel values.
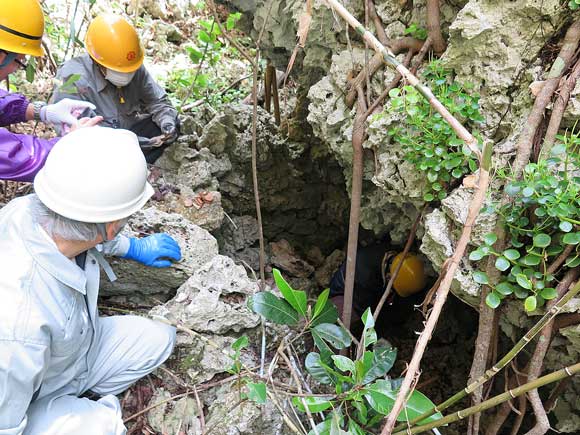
left=385, top=60, right=483, bottom=202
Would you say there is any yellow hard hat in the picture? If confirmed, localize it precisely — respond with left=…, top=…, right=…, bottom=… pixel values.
left=85, top=14, right=144, bottom=73
left=0, top=0, right=44, bottom=57
left=390, top=253, right=426, bottom=297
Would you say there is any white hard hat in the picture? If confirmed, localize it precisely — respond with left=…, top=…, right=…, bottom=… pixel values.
left=34, top=126, right=154, bottom=223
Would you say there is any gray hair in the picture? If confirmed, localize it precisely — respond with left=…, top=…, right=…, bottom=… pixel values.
left=31, top=195, right=102, bottom=242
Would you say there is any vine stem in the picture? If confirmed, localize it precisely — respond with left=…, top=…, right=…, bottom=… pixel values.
left=393, top=277, right=580, bottom=430
left=392, top=362, right=580, bottom=435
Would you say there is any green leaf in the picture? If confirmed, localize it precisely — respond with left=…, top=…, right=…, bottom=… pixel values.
left=560, top=221, right=574, bottom=232
left=310, top=299, right=339, bottom=327
left=362, top=345, right=397, bottom=384
left=495, top=256, right=511, bottom=272
left=198, top=30, right=212, bottom=43
left=293, top=396, right=334, bottom=413
left=483, top=233, right=498, bottom=246
left=523, top=187, right=535, bottom=197
left=231, top=335, right=248, bottom=351
left=59, top=73, right=81, bottom=94
left=486, top=291, right=501, bottom=309
left=496, top=281, right=514, bottom=296
left=273, top=268, right=307, bottom=317
left=305, top=352, right=333, bottom=384
left=347, top=419, right=366, bottom=435
left=469, top=248, right=486, bottom=261
left=562, top=232, right=580, bottom=245
left=533, top=233, right=551, bottom=248
left=473, top=271, right=490, bottom=285
left=522, top=254, right=542, bottom=266
left=516, top=274, right=533, bottom=290
left=503, top=249, right=521, bottom=261
left=248, top=292, right=299, bottom=325
left=312, top=323, right=352, bottom=350
left=364, top=380, right=442, bottom=423
left=312, top=288, right=330, bottom=321
left=361, top=307, right=375, bottom=329
left=524, top=296, right=538, bottom=312
left=246, top=382, right=267, bottom=404
left=540, top=288, right=558, bottom=300
left=565, top=256, right=580, bottom=267
left=332, top=355, right=356, bottom=373
left=550, top=143, right=566, bottom=156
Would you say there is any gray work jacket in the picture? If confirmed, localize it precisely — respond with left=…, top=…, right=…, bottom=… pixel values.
left=53, top=54, right=177, bottom=130
left=0, top=195, right=129, bottom=435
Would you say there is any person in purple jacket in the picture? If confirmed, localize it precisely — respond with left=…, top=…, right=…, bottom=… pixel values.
left=0, top=0, right=101, bottom=183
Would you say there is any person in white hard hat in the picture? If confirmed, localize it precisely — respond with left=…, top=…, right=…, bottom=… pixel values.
left=0, top=127, right=181, bottom=434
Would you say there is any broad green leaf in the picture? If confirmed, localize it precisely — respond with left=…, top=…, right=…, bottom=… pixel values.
left=496, top=281, right=514, bottom=296
left=361, top=308, right=375, bottom=329
left=312, top=289, right=330, bottom=321
left=562, top=233, right=580, bottom=245
left=469, top=248, right=486, bottom=261
left=293, top=396, right=334, bottom=413
left=246, top=382, right=267, bottom=404
left=495, top=257, right=511, bottom=272
left=485, top=291, right=501, bottom=309
left=524, top=295, right=538, bottom=312
left=483, top=233, right=498, bottom=246
left=305, top=352, right=333, bottom=384
left=310, top=298, right=339, bottom=327
left=540, top=288, right=558, bottom=300
left=363, top=380, right=442, bottom=424
left=307, top=418, right=332, bottom=435
left=533, top=233, right=551, bottom=248
left=248, top=292, right=299, bottom=325
left=503, top=249, right=521, bottom=261
left=362, top=345, right=398, bottom=384
left=273, top=268, right=307, bottom=316
left=59, top=73, right=81, bottom=94
left=473, top=271, right=490, bottom=285
left=560, top=221, right=573, bottom=232
left=231, top=335, right=248, bottom=351
left=516, top=274, right=532, bottom=290
left=312, top=330, right=334, bottom=359
left=312, top=323, right=352, bottom=349
left=330, top=410, right=348, bottom=435
left=364, top=326, right=378, bottom=349
left=347, top=419, right=366, bottom=435
left=332, top=355, right=356, bottom=373
left=522, top=254, right=542, bottom=266
left=565, top=256, right=580, bottom=267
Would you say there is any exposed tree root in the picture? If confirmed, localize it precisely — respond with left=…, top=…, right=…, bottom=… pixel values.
left=426, top=0, right=446, bottom=54
left=342, top=86, right=368, bottom=330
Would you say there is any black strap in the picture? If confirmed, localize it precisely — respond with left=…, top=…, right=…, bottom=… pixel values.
left=0, top=23, right=42, bottom=41
left=75, top=252, right=87, bottom=270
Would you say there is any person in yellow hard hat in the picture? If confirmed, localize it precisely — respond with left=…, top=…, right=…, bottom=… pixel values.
left=0, top=0, right=100, bottom=182
left=53, top=14, right=179, bottom=163
left=329, top=243, right=428, bottom=327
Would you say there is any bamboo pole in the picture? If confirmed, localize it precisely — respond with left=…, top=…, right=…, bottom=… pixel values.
left=391, top=362, right=580, bottom=435
left=395, top=278, right=580, bottom=430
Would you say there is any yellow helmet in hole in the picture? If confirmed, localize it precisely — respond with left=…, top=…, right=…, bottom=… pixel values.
left=389, top=253, right=426, bottom=297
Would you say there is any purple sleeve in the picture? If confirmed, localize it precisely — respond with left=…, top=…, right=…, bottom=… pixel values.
left=0, top=89, right=30, bottom=126
left=0, top=128, right=59, bottom=182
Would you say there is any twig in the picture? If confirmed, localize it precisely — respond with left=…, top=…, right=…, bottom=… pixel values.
left=124, top=391, right=196, bottom=423
left=193, top=387, right=206, bottom=434
left=391, top=362, right=580, bottom=435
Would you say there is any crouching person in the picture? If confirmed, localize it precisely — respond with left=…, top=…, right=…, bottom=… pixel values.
left=0, top=127, right=182, bottom=434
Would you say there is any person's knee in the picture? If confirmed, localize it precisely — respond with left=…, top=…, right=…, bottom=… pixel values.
left=143, top=320, right=176, bottom=365
left=25, top=395, right=126, bottom=435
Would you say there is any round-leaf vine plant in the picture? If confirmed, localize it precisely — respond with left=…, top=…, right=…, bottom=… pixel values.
left=382, top=60, right=484, bottom=202
left=470, top=132, right=580, bottom=312
left=244, top=269, right=442, bottom=434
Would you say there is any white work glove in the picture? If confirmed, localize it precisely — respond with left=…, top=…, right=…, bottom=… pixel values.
left=40, top=99, right=96, bottom=127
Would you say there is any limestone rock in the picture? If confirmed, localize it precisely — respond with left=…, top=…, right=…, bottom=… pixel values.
left=270, top=239, right=315, bottom=278
left=151, top=255, right=260, bottom=334
left=100, top=207, right=219, bottom=301
left=315, top=249, right=345, bottom=288
left=148, top=389, right=202, bottom=434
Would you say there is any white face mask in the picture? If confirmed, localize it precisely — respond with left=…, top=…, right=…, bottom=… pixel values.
left=105, top=69, right=136, bottom=87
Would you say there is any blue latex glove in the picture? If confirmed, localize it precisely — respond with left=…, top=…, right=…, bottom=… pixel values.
left=122, top=233, right=182, bottom=268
